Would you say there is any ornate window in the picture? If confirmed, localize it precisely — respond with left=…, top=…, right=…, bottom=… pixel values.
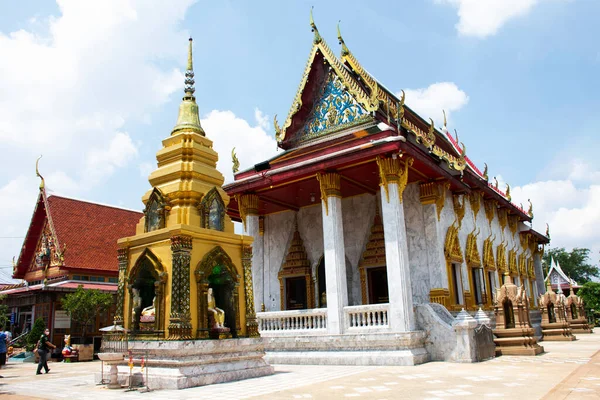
left=144, top=188, right=168, bottom=233
left=200, top=188, right=225, bottom=231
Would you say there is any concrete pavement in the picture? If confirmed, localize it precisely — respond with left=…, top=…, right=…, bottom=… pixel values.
left=0, top=331, right=598, bottom=399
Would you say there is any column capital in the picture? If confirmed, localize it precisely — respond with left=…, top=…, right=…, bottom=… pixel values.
left=316, top=172, right=341, bottom=216
left=236, top=193, right=260, bottom=231
left=376, top=155, right=413, bottom=203
left=419, top=181, right=449, bottom=221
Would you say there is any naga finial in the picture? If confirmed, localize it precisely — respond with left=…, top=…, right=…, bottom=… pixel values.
left=454, top=129, right=459, bottom=144
left=460, top=142, right=466, bottom=158
left=337, top=21, right=349, bottom=56
left=274, top=114, right=283, bottom=142
left=35, top=155, right=45, bottom=189
left=231, top=147, right=240, bottom=174
left=546, top=223, right=550, bottom=240
left=493, top=176, right=499, bottom=189
left=428, top=118, right=435, bottom=135
left=505, top=183, right=511, bottom=202
left=483, top=163, right=488, bottom=181
left=310, top=7, right=322, bottom=44
left=528, top=199, right=534, bottom=219
left=399, top=90, right=405, bottom=120
left=443, top=110, right=447, bottom=129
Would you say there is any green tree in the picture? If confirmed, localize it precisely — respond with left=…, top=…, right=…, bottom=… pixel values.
left=27, top=317, right=46, bottom=351
left=543, top=247, right=599, bottom=284
left=60, top=285, right=113, bottom=340
left=0, top=294, right=8, bottom=330
left=578, top=281, right=600, bottom=326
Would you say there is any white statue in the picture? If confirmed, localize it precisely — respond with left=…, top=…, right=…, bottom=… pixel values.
left=141, top=296, right=156, bottom=317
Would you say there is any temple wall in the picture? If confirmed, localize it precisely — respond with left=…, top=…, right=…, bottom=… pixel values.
left=403, top=183, right=430, bottom=305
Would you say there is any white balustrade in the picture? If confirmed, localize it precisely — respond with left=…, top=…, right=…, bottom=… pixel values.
left=257, top=308, right=328, bottom=336
left=344, top=304, right=390, bottom=332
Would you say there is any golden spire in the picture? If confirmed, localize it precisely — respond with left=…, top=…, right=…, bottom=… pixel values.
left=172, top=37, right=204, bottom=136
left=35, top=155, right=45, bottom=189
left=337, top=21, right=349, bottom=56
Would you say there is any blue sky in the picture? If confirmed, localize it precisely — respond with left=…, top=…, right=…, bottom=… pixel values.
left=1, top=0, right=599, bottom=276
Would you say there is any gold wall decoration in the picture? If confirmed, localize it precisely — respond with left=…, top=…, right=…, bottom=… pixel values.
left=508, top=249, right=517, bottom=275
left=444, top=224, right=463, bottom=263
left=497, top=208, right=508, bottom=231
left=453, top=194, right=466, bottom=229
left=528, top=257, right=535, bottom=279
left=316, top=172, right=341, bottom=216
left=469, top=191, right=483, bottom=219
left=508, top=215, right=519, bottom=236
left=429, top=288, right=450, bottom=307
left=376, top=156, right=413, bottom=203
left=169, top=235, right=193, bottom=339
left=483, top=236, right=496, bottom=271
left=465, top=229, right=482, bottom=268
left=496, top=243, right=508, bottom=273
left=484, top=199, right=497, bottom=226
left=518, top=253, right=527, bottom=276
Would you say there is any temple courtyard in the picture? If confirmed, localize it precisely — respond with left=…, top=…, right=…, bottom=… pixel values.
left=0, top=332, right=598, bottom=399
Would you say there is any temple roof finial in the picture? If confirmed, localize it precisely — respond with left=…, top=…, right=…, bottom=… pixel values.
left=35, top=155, right=45, bottom=190
left=310, top=7, right=322, bottom=44
left=172, top=37, right=204, bottom=136
left=337, top=21, right=349, bottom=56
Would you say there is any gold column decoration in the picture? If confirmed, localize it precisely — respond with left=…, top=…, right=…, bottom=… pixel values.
left=168, top=235, right=193, bottom=339
left=316, top=172, right=341, bottom=216
left=236, top=193, right=260, bottom=231
left=469, top=191, right=483, bottom=219
left=508, top=215, right=519, bottom=236
left=484, top=199, right=497, bottom=226
left=114, top=247, right=129, bottom=326
left=497, top=208, right=508, bottom=231
left=419, top=181, right=449, bottom=221
left=452, top=194, right=466, bottom=229
left=242, top=245, right=259, bottom=337
left=376, top=155, right=413, bottom=203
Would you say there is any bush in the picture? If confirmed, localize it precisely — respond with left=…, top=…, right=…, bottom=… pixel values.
left=26, top=317, right=46, bottom=351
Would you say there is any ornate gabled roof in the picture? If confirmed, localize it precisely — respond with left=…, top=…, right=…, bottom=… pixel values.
left=274, top=12, right=377, bottom=148
left=545, top=257, right=577, bottom=287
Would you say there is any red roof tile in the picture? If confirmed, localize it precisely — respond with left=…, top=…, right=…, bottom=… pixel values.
left=47, top=196, right=142, bottom=273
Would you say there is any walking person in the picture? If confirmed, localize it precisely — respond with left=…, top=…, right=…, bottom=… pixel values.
left=36, top=329, right=56, bottom=375
left=0, top=329, right=7, bottom=378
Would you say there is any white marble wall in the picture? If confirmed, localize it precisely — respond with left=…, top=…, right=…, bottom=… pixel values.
left=403, top=184, right=431, bottom=305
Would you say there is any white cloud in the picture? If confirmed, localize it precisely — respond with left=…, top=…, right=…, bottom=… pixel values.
left=400, top=82, right=469, bottom=127
left=254, top=108, right=269, bottom=131
left=0, top=0, right=196, bottom=269
left=436, top=0, right=541, bottom=38
left=511, top=161, right=600, bottom=258
left=201, top=109, right=279, bottom=184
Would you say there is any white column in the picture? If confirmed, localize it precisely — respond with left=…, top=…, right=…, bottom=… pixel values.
left=317, top=172, right=348, bottom=334
left=378, top=156, right=416, bottom=332
left=240, top=194, right=263, bottom=314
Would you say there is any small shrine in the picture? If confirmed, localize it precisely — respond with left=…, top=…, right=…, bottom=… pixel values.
left=538, top=280, right=576, bottom=341
left=565, top=282, right=592, bottom=334
left=492, top=273, right=543, bottom=356
left=108, top=38, right=273, bottom=390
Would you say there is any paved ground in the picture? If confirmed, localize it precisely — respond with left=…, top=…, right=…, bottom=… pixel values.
left=0, top=332, right=598, bottom=399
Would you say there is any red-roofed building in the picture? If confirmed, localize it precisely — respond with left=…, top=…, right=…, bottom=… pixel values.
left=1, top=182, right=141, bottom=348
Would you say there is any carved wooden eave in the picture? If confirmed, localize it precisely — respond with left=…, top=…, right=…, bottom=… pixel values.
left=444, top=225, right=463, bottom=263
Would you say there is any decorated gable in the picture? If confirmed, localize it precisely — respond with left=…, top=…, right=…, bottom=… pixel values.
left=300, top=72, right=368, bottom=142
